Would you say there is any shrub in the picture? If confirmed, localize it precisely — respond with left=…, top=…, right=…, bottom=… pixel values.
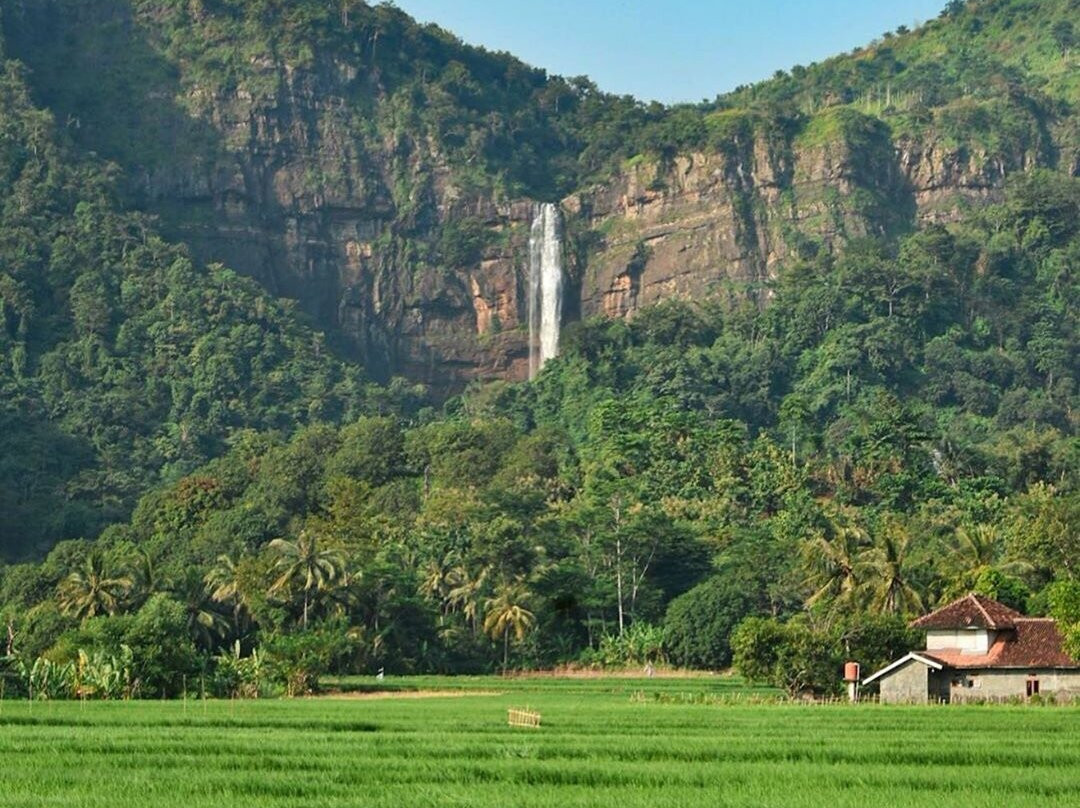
left=212, top=641, right=264, bottom=699
left=596, top=623, right=666, bottom=667
left=262, top=623, right=356, bottom=696
left=731, top=615, right=841, bottom=697
left=124, top=595, right=202, bottom=697
left=663, top=575, right=755, bottom=669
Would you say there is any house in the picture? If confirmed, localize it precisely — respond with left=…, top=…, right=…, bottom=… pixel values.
left=863, top=594, right=1080, bottom=704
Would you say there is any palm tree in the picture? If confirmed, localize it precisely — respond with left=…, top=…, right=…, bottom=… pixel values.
left=802, top=514, right=868, bottom=610
left=269, top=531, right=345, bottom=629
left=418, top=551, right=460, bottom=623
left=447, top=564, right=489, bottom=634
left=129, top=549, right=157, bottom=608
left=482, top=580, right=535, bottom=668
left=939, top=522, right=1031, bottom=600
left=205, top=554, right=251, bottom=632
left=859, top=518, right=924, bottom=616
left=170, top=569, right=230, bottom=650
left=953, top=523, right=1000, bottom=572
left=57, top=555, right=133, bottom=619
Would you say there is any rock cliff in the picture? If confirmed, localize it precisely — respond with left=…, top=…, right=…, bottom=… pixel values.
left=99, top=74, right=1064, bottom=392
left=4, top=0, right=1074, bottom=393
left=569, top=111, right=1053, bottom=322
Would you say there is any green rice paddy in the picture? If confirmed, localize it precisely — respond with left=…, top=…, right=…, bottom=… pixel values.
left=2, top=675, right=1078, bottom=807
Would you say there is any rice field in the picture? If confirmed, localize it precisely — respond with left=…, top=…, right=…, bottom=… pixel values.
left=2, top=675, right=1079, bottom=807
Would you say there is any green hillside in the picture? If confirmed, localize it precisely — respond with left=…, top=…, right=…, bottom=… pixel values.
left=0, top=0, right=1076, bottom=684
left=2, top=171, right=1075, bottom=678
left=0, top=31, right=414, bottom=557
left=5, top=1, right=1078, bottom=202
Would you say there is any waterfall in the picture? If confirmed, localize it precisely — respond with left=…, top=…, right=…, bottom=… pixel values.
left=528, top=202, right=564, bottom=379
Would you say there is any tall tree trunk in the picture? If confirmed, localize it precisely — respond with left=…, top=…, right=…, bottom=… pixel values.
left=303, top=590, right=309, bottom=630
left=616, top=536, right=624, bottom=637
left=503, top=629, right=509, bottom=668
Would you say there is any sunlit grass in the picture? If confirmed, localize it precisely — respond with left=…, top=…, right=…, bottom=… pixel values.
left=2, top=676, right=1078, bottom=807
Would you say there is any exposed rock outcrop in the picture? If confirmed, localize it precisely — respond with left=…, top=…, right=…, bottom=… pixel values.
left=4, top=1, right=1068, bottom=394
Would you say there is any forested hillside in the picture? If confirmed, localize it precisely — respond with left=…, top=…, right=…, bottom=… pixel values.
left=0, top=30, right=422, bottom=557
left=2, top=173, right=1075, bottom=686
left=0, top=0, right=1077, bottom=690
left=3, top=0, right=1077, bottom=385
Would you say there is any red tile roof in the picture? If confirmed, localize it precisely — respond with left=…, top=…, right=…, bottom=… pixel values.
left=911, top=593, right=1024, bottom=630
left=924, top=619, right=1079, bottom=670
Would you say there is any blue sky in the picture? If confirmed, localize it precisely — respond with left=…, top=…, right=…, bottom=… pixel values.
left=392, top=0, right=948, bottom=103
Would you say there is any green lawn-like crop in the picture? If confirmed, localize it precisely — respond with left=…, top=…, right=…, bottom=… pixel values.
left=2, top=676, right=1078, bottom=807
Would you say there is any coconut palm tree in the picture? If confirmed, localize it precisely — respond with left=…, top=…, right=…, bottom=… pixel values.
left=418, top=551, right=460, bottom=623
left=205, top=554, right=252, bottom=632
left=950, top=523, right=1030, bottom=575
left=937, top=522, right=1032, bottom=601
left=859, top=518, right=924, bottom=616
left=57, top=555, right=133, bottom=619
left=129, top=549, right=157, bottom=609
left=482, top=580, right=535, bottom=668
left=170, top=568, right=230, bottom=650
left=953, top=523, right=1000, bottom=571
left=447, top=564, right=489, bottom=634
left=269, top=531, right=345, bottom=629
left=802, top=513, right=868, bottom=610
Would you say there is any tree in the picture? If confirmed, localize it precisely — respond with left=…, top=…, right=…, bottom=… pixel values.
left=57, top=556, right=133, bottom=619
left=269, top=531, right=345, bottom=629
left=126, top=549, right=158, bottom=610
left=169, top=568, right=230, bottom=650
left=447, top=564, right=489, bottom=634
left=418, top=550, right=462, bottom=624
left=482, top=580, right=535, bottom=667
left=1006, top=485, right=1079, bottom=580
left=969, top=568, right=1030, bottom=613
left=802, top=510, right=867, bottom=610
left=859, top=518, right=924, bottom=616
left=952, top=523, right=1000, bottom=571
left=663, top=574, right=756, bottom=669
left=1052, top=20, right=1075, bottom=55
left=262, top=623, right=355, bottom=696
left=205, top=554, right=254, bottom=633
left=836, top=612, right=919, bottom=677
left=731, top=615, right=842, bottom=697
left=124, top=595, right=202, bottom=697
left=942, top=0, right=965, bottom=18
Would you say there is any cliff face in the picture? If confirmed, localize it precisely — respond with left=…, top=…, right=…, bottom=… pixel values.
left=4, top=0, right=1072, bottom=393
left=135, top=60, right=539, bottom=393
left=123, top=77, right=1059, bottom=391
left=569, top=117, right=1051, bottom=322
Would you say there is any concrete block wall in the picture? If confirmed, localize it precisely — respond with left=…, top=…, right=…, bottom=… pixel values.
left=879, top=660, right=930, bottom=704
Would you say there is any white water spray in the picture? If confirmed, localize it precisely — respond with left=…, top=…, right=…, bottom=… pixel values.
left=528, top=202, right=564, bottom=379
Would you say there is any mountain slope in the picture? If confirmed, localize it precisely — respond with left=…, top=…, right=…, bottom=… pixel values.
left=0, top=0, right=1078, bottom=561
left=3, top=1, right=1076, bottom=387
left=0, top=29, right=402, bottom=558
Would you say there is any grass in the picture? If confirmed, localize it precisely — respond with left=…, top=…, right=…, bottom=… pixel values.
left=2, top=675, right=1079, bottom=807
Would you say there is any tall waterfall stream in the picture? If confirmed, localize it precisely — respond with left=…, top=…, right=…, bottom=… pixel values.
left=527, top=202, right=564, bottom=379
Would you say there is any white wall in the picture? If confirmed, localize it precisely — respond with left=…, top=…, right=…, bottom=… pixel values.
left=926, top=629, right=993, bottom=653
left=951, top=670, right=1080, bottom=702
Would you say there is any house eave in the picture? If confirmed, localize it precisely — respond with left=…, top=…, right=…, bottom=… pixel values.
left=938, top=664, right=1080, bottom=672
left=862, top=652, right=944, bottom=685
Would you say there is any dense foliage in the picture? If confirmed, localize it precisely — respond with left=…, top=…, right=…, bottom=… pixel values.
left=2, top=171, right=1075, bottom=688
left=0, top=0, right=1078, bottom=692
left=0, top=42, right=425, bottom=557
left=6, top=0, right=1076, bottom=206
